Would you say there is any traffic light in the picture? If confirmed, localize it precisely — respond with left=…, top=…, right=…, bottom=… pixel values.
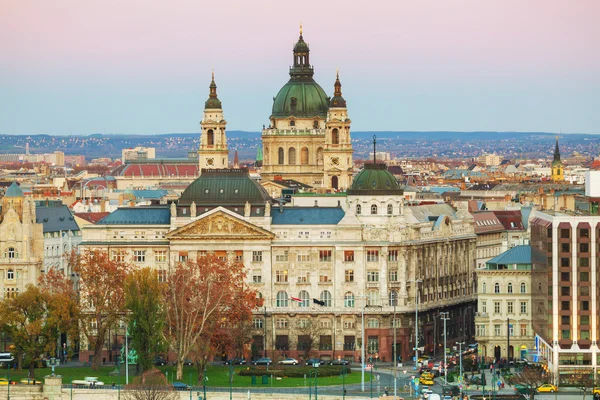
left=313, top=298, right=325, bottom=306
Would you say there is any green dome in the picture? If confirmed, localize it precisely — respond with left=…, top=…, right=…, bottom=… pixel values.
left=4, top=182, right=24, bottom=197
left=179, top=168, right=271, bottom=206
left=272, top=80, right=329, bottom=118
left=347, top=163, right=403, bottom=195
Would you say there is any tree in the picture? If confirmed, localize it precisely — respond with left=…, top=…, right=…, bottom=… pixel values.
left=509, top=366, right=548, bottom=400
left=575, top=373, right=595, bottom=400
left=123, top=369, right=179, bottom=400
left=164, top=253, right=262, bottom=381
left=0, top=285, right=57, bottom=378
left=69, top=249, right=128, bottom=370
left=296, top=319, right=324, bottom=360
left=124, top=268, right=167, bottom=373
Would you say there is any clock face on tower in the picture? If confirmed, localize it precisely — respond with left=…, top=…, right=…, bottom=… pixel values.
left=331, top=157, right=340, bottom=166
left=206, top=158, right=214, bottom=166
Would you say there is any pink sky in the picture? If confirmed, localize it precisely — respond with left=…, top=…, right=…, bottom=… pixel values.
left=1, top=0, right=598, bottom=134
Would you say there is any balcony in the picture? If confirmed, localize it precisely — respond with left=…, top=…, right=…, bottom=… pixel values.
left=475, top=312, right=489, bottom=318
left=319, top=344, right=333, bottom=351
left=367, top=282, right=380, bottom=288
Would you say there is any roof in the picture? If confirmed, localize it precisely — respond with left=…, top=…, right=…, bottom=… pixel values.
left=493, top=210, right=525, bottom=231
left=472, top=211, right=505, bottom=234
left=348, top=163, right=403, bottom=195
left=271, top=79, right=329, bottom=118
left=96, top=207, right=171, bottom=225
left=4, top=182, right=24, bottom=197
left=487, top=245, right=532, bottom=266
left=130, top=189, right=169, bottom=199
left=36, top=204, right=80, bottom=233
left=271, top=207, right=345, bottom=225
left=407, top=204, right=458, bottom=223
left=74, top=212, right=111, bottom=224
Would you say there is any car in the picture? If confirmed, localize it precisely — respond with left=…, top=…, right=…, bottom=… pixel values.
left=20, top=378, right=41, bottom=385
left=173, top=382, right=191, bottom=391
left=225, top=358, right=246, bottom=365
left=443, top=396, right=453, bottom=400
left=420, top=386, right=430, bottom=394
left=467, top=344, right=478, bottom=353
left=422, top=389, right=433, bottom=399
left=593, top=388, right=600, bottom=395
left=306, top=358, right=323, bottom=366
left=329, top=358, right=350, bottom=366
left=0, top=378, right=9, bottom=386
left=72, top=377, right=105, bottom=387
left=418, top=355, right=431, bottom=363
left=278, top=357, right=298, bottom=365
left=252, top=357, right=272, bottom=365
left=421, top=372, right=434, bottom=380
left=442, top=385, right=460, bottom=396
left=153, top=356, right=167, bottom=366
left=514, top=384, right=533, bottom=395
left=420, top=377, right=435, bottom=385
left=537, top=384, right=558, bottom=393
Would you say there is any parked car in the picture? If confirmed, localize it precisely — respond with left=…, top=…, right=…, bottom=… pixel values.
left=514, top=384, right=533, bottom=395
left=537, top=384, right=558, bottom=393
left=172, top=382, right=190, bottom=391
left=226, top=358, right=246, bottom=365
left=154, top=356, right=167, bottom=366
left=442, top=385, right=460, bottom=396
left=306, top=358, right=323, bottom=366
left=0, top=378, right=9, bottom=386
left=278, top=358, right=298, bottom=365
left=593, top=388, right=600, bottom=395
left=252, top=357, right=272, bottom=365
left=329, top=358, right=349, bottom=366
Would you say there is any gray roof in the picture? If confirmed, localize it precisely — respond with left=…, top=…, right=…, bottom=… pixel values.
left=407, top=204, right=457, bottom=223
left=36, top=204, right=80, bottom=233
left=97, top=207, right=171, bottom=225
left=271, top=207, right=345, bottom=225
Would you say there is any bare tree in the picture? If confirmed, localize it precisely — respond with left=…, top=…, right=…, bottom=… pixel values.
left=295, top=319, right=324, bottom=360
left=123, top=369, right=179, bottom=400
left=509, top=367, right=549, bottom=400
left=575, top=373, right=595, bottom=400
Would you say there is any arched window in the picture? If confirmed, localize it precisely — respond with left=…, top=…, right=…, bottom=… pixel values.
left=289, top=120, right=295, bottom=127
left=276, top=291, right=288, bottom=307
left=356, top=204, right=362, bottom=215
left=313, top=120, right=319, bottom=129
left=507, top=283, right=513, bottom=293
left=298, top=290, right=310, bottom=307
left=371, top=204, right=378, bottom=215
left=8, top=247, right=16, bottom=259
left=389, top=290, right=398, bottom=306
left=494, top=282, right=500, bottom=293
left=300, top=147, right=309, bottom=164
left=278, top=147, right=284, bottom=165
left=207, top=129, right=214, bottom=146
left=344, top=292, right=355, bottom=307
left=320, top=290, right=332, bottom=307
left=331, top=128, right=339, bottom=144
left=7, top=269, right=14, bottom=280
left=288, top=147, right=296, bottom=165
left=520, top=282, right=526, bottom=293
left=387, top=204, right=393, bottom=215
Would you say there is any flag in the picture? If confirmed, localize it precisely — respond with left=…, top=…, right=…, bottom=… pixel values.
left=290, top=297, right=302, bottom=303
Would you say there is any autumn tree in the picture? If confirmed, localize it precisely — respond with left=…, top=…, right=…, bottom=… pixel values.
left=509, top=366, right=549, bottom=400
left=125, top=268, right=166, bottom=373
left=123, top=369, right=179, bottom=400
left=0, top=285, right=58, bottom=378
left=69, top=249, right=128, bottom=370
left=164, top=253, right=262, bottom=381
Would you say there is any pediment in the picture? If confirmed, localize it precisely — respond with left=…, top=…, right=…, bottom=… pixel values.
left=167, top=211, right=275, bottom=241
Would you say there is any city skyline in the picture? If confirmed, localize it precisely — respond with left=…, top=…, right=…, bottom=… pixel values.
left=1, top=0, right=599, bottom=135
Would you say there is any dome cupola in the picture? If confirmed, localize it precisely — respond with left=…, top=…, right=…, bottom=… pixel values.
left=329, top=71, right=346, bottom=108
left=204, top=72, right=222, bottom=110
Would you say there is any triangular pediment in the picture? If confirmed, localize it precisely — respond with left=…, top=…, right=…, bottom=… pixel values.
left=167, top=210, right=275, bottom=240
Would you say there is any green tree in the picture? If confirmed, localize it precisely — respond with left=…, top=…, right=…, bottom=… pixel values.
left=0, top=285, right=57, bottom=379
left=124, top=268, right=167, bottom=373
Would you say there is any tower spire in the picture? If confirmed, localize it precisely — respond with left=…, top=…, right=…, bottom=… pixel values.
left=205, top=72, right=222, bottom=109
left=553, top=136, right=561, bottom=162
left=373, top=135, right=377, bottom=164
left=329, top=70, right=346, bottom=108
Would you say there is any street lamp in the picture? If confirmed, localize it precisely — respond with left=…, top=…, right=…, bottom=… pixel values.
left=458, top=341, right=465, bottom=400
left=392, top=291, right=398, bottom=399
left=440, top=312, right=450, bottom=384
left=408, top=279, right=423, bottom=370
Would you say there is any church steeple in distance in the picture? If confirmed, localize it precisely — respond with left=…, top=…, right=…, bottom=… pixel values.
left=553, top=136, right=561, bottom=162
left=329, top=70, right=347, bottom=108
left=551, top=136, right=564, bottom=182
left=204, top=71, right=222, bottom=109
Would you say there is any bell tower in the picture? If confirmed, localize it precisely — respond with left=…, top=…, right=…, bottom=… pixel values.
left=551, top=136, right=564, bottom=182
left=324, top=71, right=353, bottom=190
left=199, top=72, right=229, bottom=172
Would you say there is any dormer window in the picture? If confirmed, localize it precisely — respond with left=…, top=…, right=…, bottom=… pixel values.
left=7, top=247, right=16, bottom=259
left=356, top=204, right=362, bottom=215
left=290, top=120, right=295, bottom=127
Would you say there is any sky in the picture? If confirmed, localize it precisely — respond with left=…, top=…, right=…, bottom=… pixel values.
left=1, top=0, right=599, bottom=135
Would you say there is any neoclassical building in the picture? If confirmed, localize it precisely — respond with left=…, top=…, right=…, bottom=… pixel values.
left=261, top=28, right=354, bottom=190
left=80, top=164, right=477, bottom=363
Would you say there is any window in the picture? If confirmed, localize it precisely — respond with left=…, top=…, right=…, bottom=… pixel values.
left=345, top=270, right=354, bottom=282
left=561, top=272, right=570, bottom=281
left=331, top=128, right=339, bottom=144
left=367, top=336, right=379, bottom=353
left=356, top=204, right=361, bottom=214
left=344, top=320, right=356, bottom=329
left=580, top=228, right=589, bottom=238
left=319, top=250, right=332, bottom=262
left=288, top=147, right=296, bottom=165
left=482, top=282, right=486, bottom=293
left=154, top=250, right=167, bottom=263
left=580, top=272, right=589, bottom=281
left=507, top=283, right=513, bottom=293
left=252, top=251, right=263, bottom=262
left=133, top=250, right=146, bottom=263
left=297, top=319, right=310, bottom=328
left=112, top=250, right=126, bottom=262
left=298, top=290, right=310, bottom=307
left=387, top=204, right=393, bottom=215
left=389, top=290, right=398, bottom=306
left=297, top=251, right=310, bottom=262
left=367, top=289, right=379, bottom=306
left=276, top=318, right=288, bottom=329
left=344, top=251, right=354, bottom=262
left=560, top=228, right=569, bottom=238
left=494, top=301, right=501, bottom=314
left=178, top=252, right=188, bottom=262
left=276, top=270, right=288, bottom=283
left=561, top=301, right=570, bottom=311
left=276, top=291, right=288, bottom=307
left=481, top=301, right=487, bottom=313
left=580, top=258, right=589, bottom=267
left=509, top=324, right=514, bottom=336
left=252, top=271, right=262, bottom=283
left=7, top=269, right=14, bottom=280
left=494, top=324, right=501, bottom=336
left=494, top=282, right=500, bottom=293
left=580, top=243, right=589, bottom=253
left=275, top=251, right=288, bottom=262
left=252, top=318, right=263, bottom=329
left=520, top=282, right=526, bottom=293
left=520, top=301, right=527, bottom=314
left=388, top=269, right=398, bottom=282
left=561, top=330, right=570, bottom=339
left=278, top=147, right=284, bottom=164
left=367, top=250, right=379, bottom=262
left=319, top=231, right=331, bottom=239
left=561, top=258, right=570, bottom=267
left=581, top=301, right=589, bottom=311
left=388, top=250, right=398, bottom=261
left=580, top=315, right=589, bottom=325
left=561, top=243, right=570, bottom=253
left=370, top=204, right=378, bottom=215
left=319, top=271, right=330, bottom=283
left=579, top=286, right=590, bottom=296
left=561, top=286, right=570, bottom=296
left=319, top=319, right=332, bottom=329
left=507, top=301, right=514, bottom=314
left=157, top=269, right=167, bottom=283
left=580, top=330, right=590, bottom=340
left=367, top=271, right=379, bottom=282
left=344, top=292, right=355, bottom=307
left=520, top=324, right=527, bottom=337
left=297, top=231, right=310, bottom=239
left=367, top=318, right=380, bottom=328
left=320, top=290, right=332, bottom=307
left=7, top=247, right=16, bottom=259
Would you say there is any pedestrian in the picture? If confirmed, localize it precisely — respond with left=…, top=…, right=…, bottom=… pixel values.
left=384, top=387, right=389, bottom=396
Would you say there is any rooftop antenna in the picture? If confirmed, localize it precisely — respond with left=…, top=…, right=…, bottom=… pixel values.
left=373, top=135, right=377, bottom=164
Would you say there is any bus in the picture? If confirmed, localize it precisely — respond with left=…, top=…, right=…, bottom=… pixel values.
left=0, top=353, right=14, bottom=367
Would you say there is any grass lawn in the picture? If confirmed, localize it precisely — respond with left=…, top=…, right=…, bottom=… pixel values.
left=2, top=364, right=370, bottom=387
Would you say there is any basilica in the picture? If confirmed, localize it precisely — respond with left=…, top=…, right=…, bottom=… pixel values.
left=78, top=29, right=478, bottom=363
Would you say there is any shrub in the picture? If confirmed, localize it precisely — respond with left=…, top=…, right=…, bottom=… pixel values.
left=238, top=365, right=351, bottom=378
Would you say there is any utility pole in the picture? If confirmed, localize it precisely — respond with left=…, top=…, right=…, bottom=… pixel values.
left=392, top=291, right=397, bottom=399
left=441, top=312, right=450, bottom=384
left=409, top=279, right=423, bottom=370
left=458, top=342, right=465, bottom=400
left=507, top=317, right=511, bottom=370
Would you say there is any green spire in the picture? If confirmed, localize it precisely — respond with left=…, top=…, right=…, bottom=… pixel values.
left=204, top=71, right=222, bottom=109
left=256, top=145, right=263, bottom=167
left=552, top=136, right=562, bottom=166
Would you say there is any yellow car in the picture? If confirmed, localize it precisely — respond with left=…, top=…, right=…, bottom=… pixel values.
left=0, top=378, right=9, bottom=386
left=537, top=384, right=558, bottom=393
left=593, top=388, right=600, bottom=395
left=420, top=377, right=435, bottom=385
left=418, top=356, right=430, bottom=363
left=421, top=372, right=434, bottom=380
left=20, top=378, right=41, bottom=385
